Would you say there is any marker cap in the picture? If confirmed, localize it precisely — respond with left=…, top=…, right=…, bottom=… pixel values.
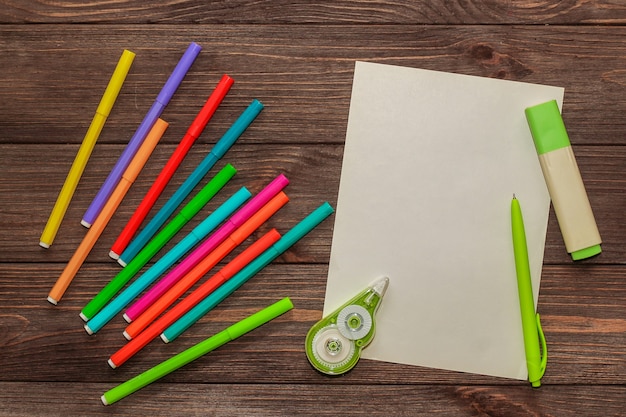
left=155, top=42, right=202, bottom=106
left=571, top=244, right=602, bottom=261
left=524, top=100, right=570, bottom=155
left=211, top=99, right=264, bottom=158
left=96, top=49, right=136, bottom=117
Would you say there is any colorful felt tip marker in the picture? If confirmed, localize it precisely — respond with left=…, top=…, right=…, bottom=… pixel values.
left=118, top=99, right=264, bottom=266
left=40, top=49, right=135, bottom=249
left=81, top=42, right=201, bottom=228
left=161, top=202, right=334, bottom=343
left=109, top=75, right=234, bottom=260
left=83, top=187, right=250, bottom=334
left=123, top=191, right=288, bottom=336
left=101, top=297, right=293, bottom=405
left=123, top=174, right=289, bottom=322
left=511, top=195, right=547, bottom=387
left=79, top=164, right=236, bottom=321
left=47, top=119, right=167, bottom=305
left=110, top=229, right=281, bottom=367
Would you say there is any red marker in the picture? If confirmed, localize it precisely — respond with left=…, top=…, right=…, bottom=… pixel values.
left=109, top=74, right=234, bottom=260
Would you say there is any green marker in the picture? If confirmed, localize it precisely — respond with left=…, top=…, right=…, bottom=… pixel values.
left=525, top=100, right=601, bottom=260
left=101, top=297, right=293, bottom=405
left=79, top=164, right=236, bottom=321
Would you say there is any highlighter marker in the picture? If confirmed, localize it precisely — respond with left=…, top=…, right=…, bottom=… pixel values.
left=123, top=174, right=289, bottom=321
left=109, top=75, right=234, bottom=259
left=79, top=164, right=236, bottom=322
left=161, top=202, right=334, bottom=343
left=118, top=99, right=264, bottom=265
left=109, top=230, right=281, bottom=368
left=525, top=100, right=602, bottom=260
left=83, top=187, right=251, bottom=334
left=47, top=119, right=167, bottom=305
left=40, top=49, right=135, bottom=248
left=82, top=42, right=202, bottom=228
left=101, top=298, right=293, bottom=405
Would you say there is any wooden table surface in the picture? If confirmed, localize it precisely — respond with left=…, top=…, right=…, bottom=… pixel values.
left=1, top=1, right=624, bottom=416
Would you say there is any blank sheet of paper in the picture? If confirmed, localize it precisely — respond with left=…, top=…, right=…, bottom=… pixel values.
left=324, top=61, right=563, bottom=380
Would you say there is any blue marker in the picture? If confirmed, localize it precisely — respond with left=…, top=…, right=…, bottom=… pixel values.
left=84, top=188, right=251, bottom=334
left=118, top=100, right=264, bottom=265
left=161, top=202, right=334, bottom=342
left=82, top=42, right=202, bottom=227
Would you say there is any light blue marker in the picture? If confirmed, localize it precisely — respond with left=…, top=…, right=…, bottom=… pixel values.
left=84, top=187, right=251, bottom=334
left=161, top=202, right=334, bottom=343
left=119, top=100, right=264, bottom=266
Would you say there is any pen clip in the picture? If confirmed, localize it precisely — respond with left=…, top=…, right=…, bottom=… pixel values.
left=536, top=313, right=548, bottom=378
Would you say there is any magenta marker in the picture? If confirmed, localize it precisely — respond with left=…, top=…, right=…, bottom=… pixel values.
left=81, top=42, right=202, bottom=227
left=123, top=174, right=289, bottom=321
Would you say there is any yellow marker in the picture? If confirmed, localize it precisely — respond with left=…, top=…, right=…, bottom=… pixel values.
left=40, top=49, right=135, bottom=248
left=47, top=119, right=167, bottom=305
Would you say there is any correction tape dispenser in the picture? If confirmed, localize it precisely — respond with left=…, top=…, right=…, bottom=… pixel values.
left=305, top=276, right=389, bottom=375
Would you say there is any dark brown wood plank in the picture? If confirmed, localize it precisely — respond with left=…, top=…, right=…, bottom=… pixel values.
left=1, top=144, right=623, bottom=264
left=0, top=382, right=624, bottom=417
left=1, top=264, right=624, bottom=386
left=1, top=0, right=625, bottom=25
left=0, top=25, right=625, bottom=146
left=0, top=143, right=340, bottom=263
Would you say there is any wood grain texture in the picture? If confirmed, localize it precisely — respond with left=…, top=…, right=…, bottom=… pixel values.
left=1, top=264, right=624, bottom=386
left=1, top=382, right=624, bottom=417
left=0, top=0, right=625, bottom=25
left=1, top=144, right=624, bottom=264
left=1, top=26, right=625, bottom=146
left=0, top=1, right=625, bottom=415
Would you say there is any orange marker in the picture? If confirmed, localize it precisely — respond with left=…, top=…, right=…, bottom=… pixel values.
left=109, top=228, right=281, bottom=368
left=123, top=192, right=288, bottom=339
left=47, top=119, right=168, bottom=305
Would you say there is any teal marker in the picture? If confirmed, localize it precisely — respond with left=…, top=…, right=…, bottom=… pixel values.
left=511, top=195, right=547, bottom=387
left=101, top=297, right=293, bottom=405
left=84, top=188, right=251, bottom=335
left=161, top=202, right=334, bottom=343
left=119, top=100, right=264, bottom=265
left=79, top=164, right=237, bottom=322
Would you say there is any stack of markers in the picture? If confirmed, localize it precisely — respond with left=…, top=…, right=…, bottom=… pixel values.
left=40, top=42, right=334, bottom=405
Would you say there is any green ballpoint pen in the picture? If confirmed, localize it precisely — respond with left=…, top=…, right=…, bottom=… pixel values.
left=511, top=195, right=548, bottom=387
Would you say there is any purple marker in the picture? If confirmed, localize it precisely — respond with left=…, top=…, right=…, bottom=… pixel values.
left=81, top=42, right=202, bottom=228
left=123, top=174, right=290, bottom=320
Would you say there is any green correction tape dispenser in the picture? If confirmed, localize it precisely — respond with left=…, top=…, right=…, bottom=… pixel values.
left=305, top=276, right=389, bottom=375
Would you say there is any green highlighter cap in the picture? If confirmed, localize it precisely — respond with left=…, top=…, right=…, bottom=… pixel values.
left=525, top=100, right=571, bottom=155
left=571, top=245, right=601, bottom=261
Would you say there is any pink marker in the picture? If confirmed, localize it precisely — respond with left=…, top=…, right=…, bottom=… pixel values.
left=123, top=174, right=289, bottom=322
